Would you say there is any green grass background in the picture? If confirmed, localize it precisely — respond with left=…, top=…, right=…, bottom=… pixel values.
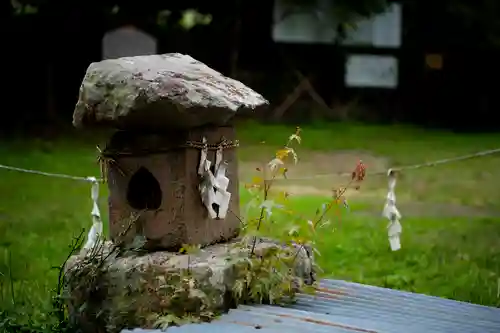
left=1, top=122, right=499, bottom=316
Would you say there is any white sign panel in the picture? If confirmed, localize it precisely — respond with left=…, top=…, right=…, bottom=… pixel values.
left=102, top=26, right=158, bottom=60
left=272, top=0, right=402, bottom=48
left=345, top=55, right=398, bottom=88
left=272, top=0, right=337, bottom=44
left=343, top=4, right=402, bottom=48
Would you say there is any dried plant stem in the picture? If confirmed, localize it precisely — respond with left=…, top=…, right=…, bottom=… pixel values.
left=250, top=178, right=272, bottom=256
left=250, top=129, right=301, bottom=257
left=314, top=178, right=354, bottom=229
left=289, top=178, right=357, bottom=266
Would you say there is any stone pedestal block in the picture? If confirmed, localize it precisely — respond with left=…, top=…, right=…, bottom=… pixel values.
left=64, top=238, right=315, bottom=333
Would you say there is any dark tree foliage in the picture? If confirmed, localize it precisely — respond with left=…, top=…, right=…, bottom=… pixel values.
left=11, top=0, right=500, bottom=47
left=403, top=0, right=500, bottom=48
left=281, top=0, right=391, bottom=21
left=11, top=0, right=391, bottom=23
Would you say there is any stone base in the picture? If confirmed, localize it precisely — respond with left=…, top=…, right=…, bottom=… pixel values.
left=64, top=238, right=315, bottom=333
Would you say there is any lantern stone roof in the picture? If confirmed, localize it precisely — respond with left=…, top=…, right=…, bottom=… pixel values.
left=72, top=53, right=268, bottom=130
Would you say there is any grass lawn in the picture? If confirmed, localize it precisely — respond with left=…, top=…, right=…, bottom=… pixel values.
left=1, top=122, right=500, bottom=319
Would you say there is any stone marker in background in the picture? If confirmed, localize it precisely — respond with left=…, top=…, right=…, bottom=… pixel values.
left=102, top=25, right=157, bottom=60
left=73, top=53, right=268, bottom=250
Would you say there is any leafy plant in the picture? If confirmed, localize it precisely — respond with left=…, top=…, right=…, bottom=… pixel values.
left=229, top=126, right=367, bottom=307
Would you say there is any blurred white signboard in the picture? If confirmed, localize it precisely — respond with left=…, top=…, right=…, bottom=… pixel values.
left=102, top=26, right=158, bottom=60
left=342, top=4, right=402, bottom=48
left=345, top=55, right=398, bottom=88
left=272, top=0, right=337, bottom=44
left=272, top=0, right=402, bottom=48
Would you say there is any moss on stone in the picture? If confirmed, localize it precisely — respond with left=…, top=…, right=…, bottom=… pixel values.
left=64, top=238, right=315, bottom=332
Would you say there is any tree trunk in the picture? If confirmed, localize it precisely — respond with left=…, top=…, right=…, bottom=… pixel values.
left=46, top=61, right=57, bottom=121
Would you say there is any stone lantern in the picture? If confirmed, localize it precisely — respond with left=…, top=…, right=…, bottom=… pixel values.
left=72, top=53, right=268, bottom=250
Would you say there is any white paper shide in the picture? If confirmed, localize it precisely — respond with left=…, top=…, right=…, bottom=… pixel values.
left=383, top=170, right=402, bottom=251
left=198, top=137, right=232, bottom=219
